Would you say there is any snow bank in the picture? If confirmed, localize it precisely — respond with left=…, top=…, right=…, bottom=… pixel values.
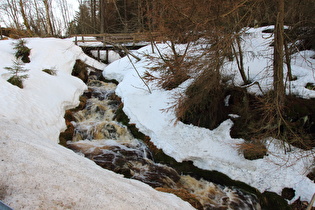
left=0, top=38, right=193, bottom=209
left=103, top=27, right=315, bottom=205
left=0, top=119, right=193, bottom=210
left=0, top=38, right=109, bottom=142
left=0, top=38, right=87, bottom=142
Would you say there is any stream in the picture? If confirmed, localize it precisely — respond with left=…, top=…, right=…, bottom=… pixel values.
left=65, top=74, right=261, bottom=210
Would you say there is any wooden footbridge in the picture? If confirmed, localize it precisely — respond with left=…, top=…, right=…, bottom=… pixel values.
left=73, top=32, right=162, bottom=63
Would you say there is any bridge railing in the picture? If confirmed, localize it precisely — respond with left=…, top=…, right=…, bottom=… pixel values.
left=73, top=32, right=163, bottom=45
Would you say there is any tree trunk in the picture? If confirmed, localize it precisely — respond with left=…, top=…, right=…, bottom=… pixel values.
left=91, top=0, right=96, bottom=33
left=43, top=0, right=54, bottom=36
left=19, top=0, right=32, bottom=34
left=33, top=0, right=44, bottom=36
left=284, top=38, right=293, bottom=81
left=58, top=0, right=70, bottom=34
left=123, top=0, right=128, bottom=32
left=232, top=35, right=248, bottom=84
left=273, top=0, right=285, bottom=108
left=6, top=0, right=21, bottom=30
left=100, top=0, right=105, bottom=33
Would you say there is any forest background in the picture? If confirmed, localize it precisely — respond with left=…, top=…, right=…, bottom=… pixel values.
left=1, top=0, right=315, bottom=165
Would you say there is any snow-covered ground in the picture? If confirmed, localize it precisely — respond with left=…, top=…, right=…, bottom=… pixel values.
left=1, top=26, right=315, bottom=209
left=104, top=26, right=315, bottom=205
left=0, top=38, right=193, bottom=209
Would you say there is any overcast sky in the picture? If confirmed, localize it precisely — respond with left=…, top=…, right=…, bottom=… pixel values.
left=0, top=0, right=80, bottom=28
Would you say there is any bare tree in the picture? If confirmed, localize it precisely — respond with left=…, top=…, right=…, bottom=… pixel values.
left=273, top=0, right=285, bottom=109
left=57, top=0, right=71, bottom=34
left=43, top=0, right=54, bottom=35
left=4, top=0, right=21, bottom=29
left=100, top=0, right=105, bottom=33
left=19, top=0, right=31, bottom=34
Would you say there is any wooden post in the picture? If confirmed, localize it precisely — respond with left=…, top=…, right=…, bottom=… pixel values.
left=0, top=25, right=2, bottom=39
left=105, top=49, right=109, bottom=64
left=97, top=49, right=100, bottom=61
left=133, top=34, right=136, bottom=45
left=74, top=35, right=78, bottom=45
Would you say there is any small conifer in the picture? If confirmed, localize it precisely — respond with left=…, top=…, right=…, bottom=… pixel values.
left=13, top=39, right=31, bottom=63
left=5, top=61, right=29, bottom=88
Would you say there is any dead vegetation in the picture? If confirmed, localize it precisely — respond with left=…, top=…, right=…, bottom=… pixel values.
left=141, top=0, right=315, bottom=160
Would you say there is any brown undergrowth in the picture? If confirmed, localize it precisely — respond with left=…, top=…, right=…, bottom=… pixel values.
left=143, top=47, right=192, bottom=90
left=230, top=92, right=315, bottom=151
left=176, top=70, right=227, bottom=130
left=177, top=76, right=315, bottom=159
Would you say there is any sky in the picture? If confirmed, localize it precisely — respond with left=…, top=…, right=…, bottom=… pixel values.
left=0, top=0, right=80, bottom=30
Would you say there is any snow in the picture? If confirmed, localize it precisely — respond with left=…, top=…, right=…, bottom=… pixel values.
left=0, top=38, right=193, bottom=209
left=103, top=26, right=315, bottom=205
left=1, top=26, right=315, bottom=208
left=0, top=119, right=193, bottom=209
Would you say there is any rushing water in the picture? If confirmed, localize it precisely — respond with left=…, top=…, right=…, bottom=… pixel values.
left=66, top=75, right=261, bottom=210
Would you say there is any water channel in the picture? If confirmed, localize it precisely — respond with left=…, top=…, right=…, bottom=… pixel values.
left=64, top=72, right=261, bottom=209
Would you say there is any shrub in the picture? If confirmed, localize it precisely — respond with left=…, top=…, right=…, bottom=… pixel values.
left=177, top=73, right=228, bottom=130
left=144, top=43, right=191, bottom=90
left=231, top=92, right=315, bottom=151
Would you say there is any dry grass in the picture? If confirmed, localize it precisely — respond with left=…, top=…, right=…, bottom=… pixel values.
left=237, top=141, right=268, bottom=160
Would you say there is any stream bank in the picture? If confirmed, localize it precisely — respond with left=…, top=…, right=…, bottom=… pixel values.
left=59, top=61, right=292, bottom=209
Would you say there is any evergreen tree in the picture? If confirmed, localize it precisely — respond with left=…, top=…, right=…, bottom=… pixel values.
left=5, top=60, right=29, bottom=88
